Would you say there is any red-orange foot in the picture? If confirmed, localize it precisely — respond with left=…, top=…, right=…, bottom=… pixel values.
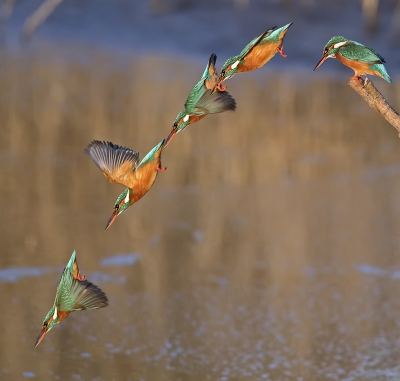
left=350, top=75, right=363, bottom=81
left=216, top=82, right=227, bottom=92
left=77, top=273, right=85, bottom=281
left=278, top=46, right=287, bottom=58
left=157, top=162, right=167, bottom=172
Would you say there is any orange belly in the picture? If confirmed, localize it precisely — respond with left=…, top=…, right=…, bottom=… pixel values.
left=336, top=53, right=376, bottom=77
left=238, top=41, right=280, bottom=73
left=130, top=150, right=163, bottom=203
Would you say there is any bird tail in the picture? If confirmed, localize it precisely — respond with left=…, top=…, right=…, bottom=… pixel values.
left=372, top=63, right=392, bottom=83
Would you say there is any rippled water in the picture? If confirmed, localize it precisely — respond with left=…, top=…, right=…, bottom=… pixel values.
left=0, top=50, right=400, bottom=380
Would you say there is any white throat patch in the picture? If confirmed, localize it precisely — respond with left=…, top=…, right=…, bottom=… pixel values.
left=333, top=41, right=347, bottom=49
left=124, top=191, right=130, bottom=204
left=53, top=306, right=58, bottom=320
left=231, top=60, right=240, bottom=70
left=183, top=114, right=190, bottom=122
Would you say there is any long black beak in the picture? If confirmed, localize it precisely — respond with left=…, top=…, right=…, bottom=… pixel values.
left=105, top=211, right=118, bottom=231
left=34, top=327, right=47, bottom=348
left=313, top=53, right=327, bottom=71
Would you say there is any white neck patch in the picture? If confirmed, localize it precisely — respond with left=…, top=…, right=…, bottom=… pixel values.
left=231, top=60, right=240, bottom=70
left=124, top=191, right=130, bottom=204
left=183, top=114, right=190, bottom=122
left=333, top=41, right=347, bottom=49
left=53, top=306, right=58, bottom=320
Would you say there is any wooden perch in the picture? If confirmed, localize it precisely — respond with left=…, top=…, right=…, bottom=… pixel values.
left=348, top=77, right=400, bottom=135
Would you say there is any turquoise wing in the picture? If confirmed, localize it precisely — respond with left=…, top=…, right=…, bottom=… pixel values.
left=340, top=42, right=385, bottom=64
left=137, top=140, right=164, bottom=168
left=185, top=54, right=218, bottom=113
left=238, top=27, right=277, bottom=58
left=55, top=267, right=108, bottom=312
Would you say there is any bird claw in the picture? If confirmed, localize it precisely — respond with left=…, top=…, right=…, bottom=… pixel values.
left=278, top=46, right=287, bottom=58
left=157, top=163, right=167, bottom=172
left=216, top=82, right=227, bottom=92
left=77, top=273, right=85, bottom=281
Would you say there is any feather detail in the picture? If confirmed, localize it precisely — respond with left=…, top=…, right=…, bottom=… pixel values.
left=69, top=279, right=109, bottom=311
left=192, top=90, right=236, bottom=115
left=84, top=140, right=140, bottom=187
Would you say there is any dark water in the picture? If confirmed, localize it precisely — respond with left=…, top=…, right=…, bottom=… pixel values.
left=1, top=49, right=400, bottom=380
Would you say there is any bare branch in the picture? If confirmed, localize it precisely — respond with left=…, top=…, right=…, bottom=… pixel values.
left=348, top=77, right=400, bottom=135
left=21, top=0, right=63, bottom=41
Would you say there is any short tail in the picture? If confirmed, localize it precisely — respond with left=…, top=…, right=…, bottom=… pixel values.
left=373, top=63, right=392, bottom=83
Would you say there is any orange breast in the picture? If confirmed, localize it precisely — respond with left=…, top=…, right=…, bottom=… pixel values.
left=336, top=54, right=374, bottom=76
left=238, top=41, right=280, bottom=73
left=190, top=114, right=207, bottom=123
left=129, top=152, right=162, bottom=203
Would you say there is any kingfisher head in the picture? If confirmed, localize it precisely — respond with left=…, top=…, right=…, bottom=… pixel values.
left=164, top=110, right=191, bottom=148
left=34, top=306, right=61, bottom=348
left=106, top=188, right=132, bottom=230
left=314, top=36, right=348, bottom=71
left=219, top=56, right=242, bottom=83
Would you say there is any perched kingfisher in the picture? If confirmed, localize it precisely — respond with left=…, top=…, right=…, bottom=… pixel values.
left=216, top=22, right=293, bottom=91
left=34, top=251, right=108, bottom=348
left=85, top=139, right=166, bottom=230
left=164, top=53, right=236, bottom=147
left=313, top=36, right=392, bottom=83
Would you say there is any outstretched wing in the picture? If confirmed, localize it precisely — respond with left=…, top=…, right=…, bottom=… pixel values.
left=84, top=140, right=140, bottom=188
left=192, top=90, right=236, bottom=115
left=340, top=42, right=385, bottom=64
left=56, top=267, right=108, bottom=312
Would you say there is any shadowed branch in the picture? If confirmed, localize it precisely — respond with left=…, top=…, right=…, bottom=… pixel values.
left=348, top=77, right=400, bottom=135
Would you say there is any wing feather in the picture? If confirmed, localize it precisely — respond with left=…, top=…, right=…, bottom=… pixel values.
left=192, top=90, right=236, bottom=115
left=84, top=141, right=140, bottom=187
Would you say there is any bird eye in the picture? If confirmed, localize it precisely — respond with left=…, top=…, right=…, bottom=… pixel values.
left=43, top=322, right=48, bottom=327
left=173, top=122, right=178, bottom=128
left=221, top=69, right=225, bottom=76
left=115, top=204, right=119, bottom=210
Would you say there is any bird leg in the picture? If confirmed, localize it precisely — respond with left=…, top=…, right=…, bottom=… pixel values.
left=77, top=273, right=85, bottom=281
left=157, top=162, right=167, bottom=172
left=215, top=82, right=227, bottom=92
left=278, top=45, right=287, bottom=58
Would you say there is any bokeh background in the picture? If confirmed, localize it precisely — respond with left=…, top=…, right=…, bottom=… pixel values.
left=1, top=1, right=400, bottom=380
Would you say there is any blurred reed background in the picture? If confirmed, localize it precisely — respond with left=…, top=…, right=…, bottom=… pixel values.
left=0, top=1, right=400, bottom=380
left=0, top=45, right=400, bottom=380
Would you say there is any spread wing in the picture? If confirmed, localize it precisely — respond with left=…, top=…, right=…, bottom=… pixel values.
left=84, top=140, right=140, bottom=188
left=56, top=267, right=108, bottom=312
left=340, top=42, right=385, bottom=64
left=192, top=89, right=236, bottom=116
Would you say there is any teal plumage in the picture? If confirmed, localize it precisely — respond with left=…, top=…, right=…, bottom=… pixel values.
left=217, top=23, right=293, bottom=86
left=314, top=36, right=392, bottom=83
left=164, top=53, right=236, bottom=147
left=34, top=251, right=108, bottom=348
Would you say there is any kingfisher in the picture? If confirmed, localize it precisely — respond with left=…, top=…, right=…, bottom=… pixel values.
left=85, top=139, right=166, bottom=230
left=34, top=250, right=108, bottom=348
left=313, top=36, right=392, bottom=83
left=216, top=22, right=293, bottom=91
left=164, top=53, right=236, bottom=147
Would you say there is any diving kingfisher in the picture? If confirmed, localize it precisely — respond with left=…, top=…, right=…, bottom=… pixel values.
left=313, top=36, right=392, bottom=83
left=164, top=53, right=236, bottom=147
left=85, top=139, right=166, bottom=230
left=216, top=22, right=293, bottom=91
left=34, top=250, right=108, bottom=348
